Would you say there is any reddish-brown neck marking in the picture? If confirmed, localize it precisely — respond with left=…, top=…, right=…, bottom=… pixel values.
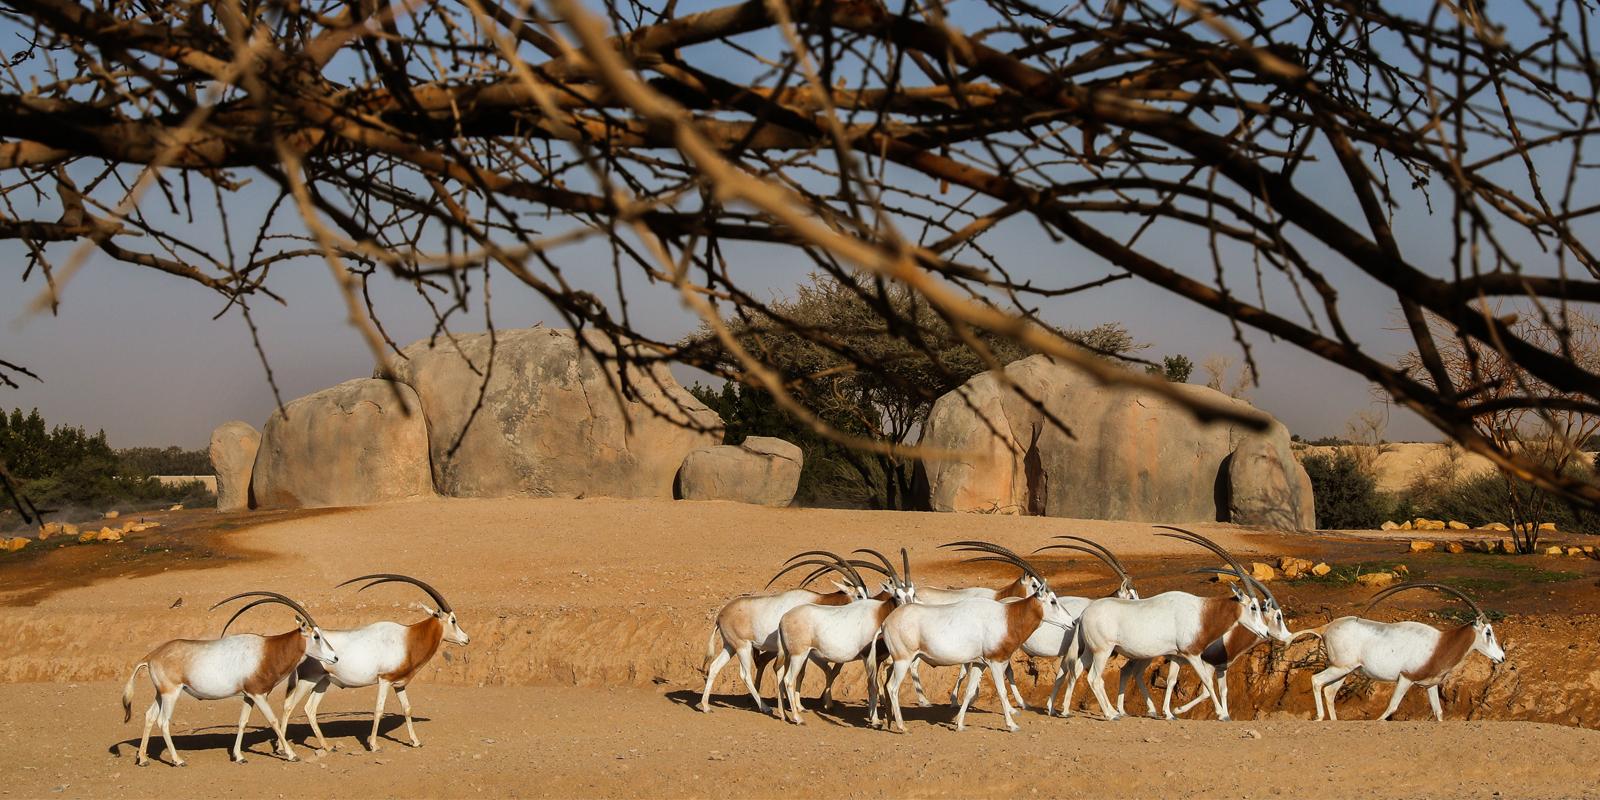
left=1404, top=624, right=1476, bottom=682
left=814, top=591, right=853, bottom=606
left=245, top=629, right=307, bottom=694
left=381, top=616, right=445, bottom=685
left=994, top=577, right=1029, bottom=600
left=985, top=597, right=1045, bottom=660
left=1183, top=597, right=1243, bottom=656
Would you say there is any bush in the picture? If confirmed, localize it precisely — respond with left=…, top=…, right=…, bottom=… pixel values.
left=1404, top=471, right=1600, bottom=535
left=1301, top=451, right=1388, bottom=530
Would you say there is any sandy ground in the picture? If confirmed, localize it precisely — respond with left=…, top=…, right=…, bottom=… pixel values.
left=3, top=498, right=1600, bottom=798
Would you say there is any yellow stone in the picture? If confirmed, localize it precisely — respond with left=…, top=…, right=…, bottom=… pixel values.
left=1447, top=521, right=1470, bottom=531
left=1545, top=545, right=1565, bottom=556
left=1539, top=522, right=1558, bottom=532
left=1311, top=562, right=1332, bottom=577
left=1483, top=522, right=1511, bottom=532
left=1249, top=562, right=1277, bottom=582
left=1445, top=541, right=1465, bottom=554
left=1380, top=521, right=1400, bottom=531
left=1409, top=540, right=1435, bottom=553
left=1399, top=521, right=1413, bottom=531
left=1355, top=572, right=1396, bottom=588
left=104, top=510, right=119, bottom=519
left=4, top=537, right=28, bottom=552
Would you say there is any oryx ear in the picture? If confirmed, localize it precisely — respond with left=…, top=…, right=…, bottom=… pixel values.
left=830, top=580, right=853, bottom=595
left=410, top=600, right=440, bottom=617
left=1227, top=583, right=1248, bottom=602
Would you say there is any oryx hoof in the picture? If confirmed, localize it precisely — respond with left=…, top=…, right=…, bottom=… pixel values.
left=917, top=699, right=933, bottom=708
left=135, top=757, right=149, bottom=768
left=1006, top=723, right=1020, bottom=732
left=173, top=759, right=187, bottom=768
left=283, top=752, right=299, bottom=763
left=695, top=703, right=711, bottom=713
left=232, top=754, right=247, bottom=764
left=366, top=738, right=381, bottom=752
left=408, top=739, right=423, bottom=748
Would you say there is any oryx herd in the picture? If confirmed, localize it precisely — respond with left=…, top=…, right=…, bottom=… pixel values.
left=120, top=573, right=467, bottom=767
left=700, top=527, right=1507, bottom=731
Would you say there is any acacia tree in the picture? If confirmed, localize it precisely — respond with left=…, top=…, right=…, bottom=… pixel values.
left=3, top=0, right=1600, bottom=521
left=683, top=273, right=1143, bottom=507
left=1402, top=311, right=1600, bottom=552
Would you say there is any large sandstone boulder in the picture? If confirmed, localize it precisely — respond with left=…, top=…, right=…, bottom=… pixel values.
left=250, top=379, right=434, bottom=508
left=209, top=421, right=261, bottom=511
left=919, top=355, right=1315, bottom=529
left=678, top=436, right=803, bottom=507
left=386, top=326, right=723, bottom=499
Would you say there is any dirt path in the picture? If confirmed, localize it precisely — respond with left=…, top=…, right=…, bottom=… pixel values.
left=4, top=682, right=1597, bottom=799
left=4, top=498, right=1600, bottom=797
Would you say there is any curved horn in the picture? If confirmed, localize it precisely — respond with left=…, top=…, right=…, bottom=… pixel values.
left=783, top=550, right=868, bottom=592
left=768, top=558, right=864, bottom=593
left=942, top=540, right=1046, bottom=586
left=901, top=548, right=912, bottom=587
left=218, top=597, right=279, bottom=635
left=336, top=573, right=452, bottom=614
left=1034, top=542, right=1128, bottom=584
left=1363, top=582, right=1485, bottom=620
left=210, top=591, right=318, bottom=630
left=1153, top=526, right=1258, bottom=600
left=1049, top=535, right=1131, bottom=579
left=852, top=548, right=901, bottom=586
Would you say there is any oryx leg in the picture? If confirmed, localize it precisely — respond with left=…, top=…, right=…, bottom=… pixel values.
left=817, top=657, right=842, bottom=710
left=780, top=651, right=808, bottom=724
left=300, top=677, right=333, bottom=750
left=1377, top=676, right=1415, bottom=721
left=1047, top=656, right=1069, bottom=717
left=249, top=692, right=293, bottom=761
left=231, top=699, right=254, bottom=763
left=698, top=643, right=734, bottom=713
left=1004, top=663, right=1028, bottom=711
left=1085, top=648, right=1121, bottom=720
left=1134, top=661, right=1161, bottom=718
left=1061, top=650, right=1090, bottom=718
left=909, top=660, right=932, bottom=707
left=1174, top=661, right=1214, bottom=716
left=953, top=664, right=984, bottom=731
left=1178, top=655, right=1226, bottom=721
left=886, top=658, right=912, bottom=733
left=988, top=660, right=1020, bottom=731
left=367, top=678, right=391, bottom=751
left=1310, top=665, right=1355, bottom=721
left=733, top=643, right=768, bottom=714
left=136, top=699, right=159, bottom=767
left=393, top=685, right=421, bottom=747
left=157, top=689, right=184, bottom=767
left=1426, top=685, right=1444, bottom=721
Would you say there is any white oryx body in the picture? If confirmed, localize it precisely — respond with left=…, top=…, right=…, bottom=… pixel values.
left=881, top=592, right=1048, bottom=732
left=282, top=573, right=468, bottom=752
left=121, top=592, right=337, bottom=767
left=1302, top=601, right=1504, bottom=721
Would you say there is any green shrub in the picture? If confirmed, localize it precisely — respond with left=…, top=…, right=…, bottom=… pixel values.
left=1301, top=451, right=1388, bottom=529
left=1405, top=471, right=1600, bottom=535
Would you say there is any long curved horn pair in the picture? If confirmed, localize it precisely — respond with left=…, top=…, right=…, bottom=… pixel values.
left=1153, top=526, right=1259, bottom=601
left=211, top=591, right=319, bottom=635
left=1033, top=538, right=1133, bottom=585
left=1047, top=535, right=1132, bottom=582
left=852, top=548, right=903, bottom=588
left=769, top=557, right=864, bottom=594
left=336, top=573, right=454, bottom=614
left=940, top=540, right=1046, bottom=588
left=1364, top=582, right=1486, bottom=621
left=784, top=550, right=868, bottom=593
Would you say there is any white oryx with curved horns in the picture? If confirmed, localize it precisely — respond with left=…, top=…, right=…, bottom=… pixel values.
left=772, top=549, right=916, bottom=725
left=1298, top=582, right=1505, bottom=721
left=121, top=591, right=338, bottom=766
left=279, top=574, right=469, bottom=752
left=1118, top=565, right=1290, bottom=720
left=1062, top=526, right=1287, bottom=721
left=699, top=553, right=874, bottom=714
left=943, top=536, right=1141, bottom=714
left=879, top=541, right=1059, bottom=732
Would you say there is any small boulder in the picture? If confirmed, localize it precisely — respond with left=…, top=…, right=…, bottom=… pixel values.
left=1278, top=556, right=1315, bottom=579
left=1483, top=522, right=1511, bottom=532
left=1447, top=521, right=1470, bottom=531
left=1567, top=547, right=1585, bottom=558
left=1355, top=572, right=1396, bottom=588
left=95, top=528, right=122, bottom=543
left=1248, top=562, right=1277, bottom=583
left=1399, top=521, right=1413, bottom=531
left=1414, top=519, right=1446, bottom=531
left=1379, top=520, right=1399, bottom=531
left=1210, top=571, right=1241, bottom=584
left=1445, top=541, right=1465, bottom=554
left=4, top=537, right=28, bottom=552
left=1311, top=562, right=1332, bottom=577
left=1409, top=540, right=1435, bottom=553
left=38, top=521, right=64, bottom=539
left=677, top=437, right=803, bottom=507
left=1539, top=522, right=1558, bottom=533
left=104, top=510, right=119, bottom=519
left=168, top=504, right=183, bottom=512
left=209, top=421, right=261, bottom=512
left=1499, top=539, right=1517, bottom=554
left=1545, top=545, right=1565, bottom=556
left=78, top=530, right=97, bottom=544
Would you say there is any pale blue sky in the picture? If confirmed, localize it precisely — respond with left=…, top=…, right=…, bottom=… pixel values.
left=1, top=0, right=1585, bottom=448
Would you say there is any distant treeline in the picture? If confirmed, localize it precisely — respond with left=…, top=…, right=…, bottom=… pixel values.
left=0, top=408, right=213, bottom=522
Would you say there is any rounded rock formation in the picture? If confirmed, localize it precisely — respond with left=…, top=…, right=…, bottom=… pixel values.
left=677, top=436, right=803, bottom=507
left=209, top=420, right=261, bottom=512
left=250, top=379, right=434, bottom=509
left=918, top=355, right=1315, bottom=529
left=385, top=326, right=723, bottom=500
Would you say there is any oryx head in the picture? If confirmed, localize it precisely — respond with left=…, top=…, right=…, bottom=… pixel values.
left=1033, top=535, right=1139, bottom=600
left=339, top=574, right=469, bottom=646
left=850, top=547, right=918, bottom=606
left=939, top=539, right=1054, bottom=609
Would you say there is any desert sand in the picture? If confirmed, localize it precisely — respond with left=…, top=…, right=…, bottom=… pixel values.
left=2, top=498, right=1598, bottom=798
